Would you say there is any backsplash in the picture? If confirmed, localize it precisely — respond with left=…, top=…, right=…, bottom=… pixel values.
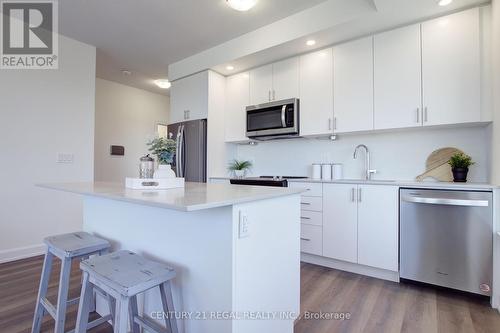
left=236, top=126, right=491, bottom=182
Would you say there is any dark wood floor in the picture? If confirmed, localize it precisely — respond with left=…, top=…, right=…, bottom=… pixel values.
left=1, top=256, right=499, bottom=333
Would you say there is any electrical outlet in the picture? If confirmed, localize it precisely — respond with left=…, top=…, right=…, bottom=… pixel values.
left=57, top=153, right=74, bottom=164
left=238, top=211, right=250, bottom=239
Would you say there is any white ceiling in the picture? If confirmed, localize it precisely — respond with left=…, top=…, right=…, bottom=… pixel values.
left=58, top=0, right=328, bottom=95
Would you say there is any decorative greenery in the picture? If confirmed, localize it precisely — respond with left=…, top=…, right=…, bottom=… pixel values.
left=228, top=159, right=253, bottom=172
left=448, top=152, right=475, bottom=169
left=147, top=137, right=176, bottom=165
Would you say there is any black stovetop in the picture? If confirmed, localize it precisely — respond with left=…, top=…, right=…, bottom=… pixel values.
left=230, top=176, right=308, bottom=187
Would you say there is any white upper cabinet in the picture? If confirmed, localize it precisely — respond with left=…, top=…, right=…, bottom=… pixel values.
left=333, top=37, right=374, bottom=133
left=272, top=57, right=300, bottom=101
left=374, top=24, right=423, bottom=130
left=422, top=8, right=481, bottom=126
left=249, top=64, right=273, bottom=105
left=357, top=185, right=399, bottom=272
left=322, top=184, right=358, bottom=264
left=299, top=48, right=334, bottom=137
left=225, top=72, right=250, bottom=142
left=170, top=71, right=209, bottom=124
left=249, top=58, right=299, bottom=105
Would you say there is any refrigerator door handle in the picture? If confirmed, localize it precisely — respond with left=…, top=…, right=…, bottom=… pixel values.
left=175, top=126, right=182, bottom=176
left=178, top=125, right=185, bottom=178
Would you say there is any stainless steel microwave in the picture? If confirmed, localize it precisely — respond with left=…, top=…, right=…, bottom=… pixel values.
left=246, top=98, right=299, bottom=140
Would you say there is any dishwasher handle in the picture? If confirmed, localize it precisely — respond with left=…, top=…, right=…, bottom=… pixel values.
left=402, top=195, right=489, bottom=207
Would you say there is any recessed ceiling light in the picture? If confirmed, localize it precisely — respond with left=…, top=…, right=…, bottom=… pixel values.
left=121, top=70, right=132, bottom=76
left=154, top=79, right=171, bottom=89
left=226, top=0, right=257, bottom=11
left=437, top=0, right=452, bottom=6
left=226, top=65, right=235, bottom=71
left=306, top=40, right=316, bottom=46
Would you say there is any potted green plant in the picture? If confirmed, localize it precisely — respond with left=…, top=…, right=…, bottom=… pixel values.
left=147, top=137, right=177, bottom=179
left=228, top=160, right=253, bottom=178
left=448, top=152, right=474, bottom=182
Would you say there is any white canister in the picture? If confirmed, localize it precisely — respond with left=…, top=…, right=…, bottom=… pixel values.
left=321, top=164, right=332, bottom=180
left=312, top=163, right=322, bottom=179
left=332, top=163, right=344, bottom=180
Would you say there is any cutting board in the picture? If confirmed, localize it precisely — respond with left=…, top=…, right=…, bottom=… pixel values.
left=416, top=147, right=464, bottom=182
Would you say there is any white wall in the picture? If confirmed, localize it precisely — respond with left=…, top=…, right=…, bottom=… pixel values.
left=236, top=126, right=490, bottom=182
left=0, top=36, right=96, bottom=262
left=492, top=0, right=500, bottom=185
left=94, top=78, right=169, bottom=182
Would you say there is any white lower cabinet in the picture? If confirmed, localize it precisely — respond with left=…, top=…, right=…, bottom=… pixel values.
left=322, top=184, right=358, bottom=263
left=357, top=185, right=399, bottom=271
left=300, top=224, right=322, bottom=256
left=322, top=183, right=399, bottom=272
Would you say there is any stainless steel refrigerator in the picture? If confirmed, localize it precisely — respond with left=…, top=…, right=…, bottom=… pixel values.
left=167, top=119, right=207, bottom=182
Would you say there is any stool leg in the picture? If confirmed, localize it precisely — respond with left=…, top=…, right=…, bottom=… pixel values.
left=129, top=295, right=140, bottom=333
left=31, top=250, right=54, bottom=333
left=54, top=256, right=72, bottom=333
left=107, top=293, right=116, bottom=325
left=114, top=295, right=130, bottom=333
left=75, top=271, right=93, bottom=333
left=160, top=281, right=178, bottom=333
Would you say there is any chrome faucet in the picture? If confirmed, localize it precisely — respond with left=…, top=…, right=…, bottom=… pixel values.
left=353, top=144, right=377, bottom=180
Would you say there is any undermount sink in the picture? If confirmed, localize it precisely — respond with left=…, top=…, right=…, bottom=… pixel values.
left=341, top=179, right=397, bottom=183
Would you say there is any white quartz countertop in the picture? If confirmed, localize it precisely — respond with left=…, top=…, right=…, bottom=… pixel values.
left=287, top=178, right=498, bottom=191
left=38, top=182, right=304, bottom=212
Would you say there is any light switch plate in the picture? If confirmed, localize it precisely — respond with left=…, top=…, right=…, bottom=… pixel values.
left=238, top=211, right=250, bottom=239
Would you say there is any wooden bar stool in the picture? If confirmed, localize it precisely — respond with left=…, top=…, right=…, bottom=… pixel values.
left=75, top=250, right=178, bottom=333
left=31, top=232, right=111, bottom=333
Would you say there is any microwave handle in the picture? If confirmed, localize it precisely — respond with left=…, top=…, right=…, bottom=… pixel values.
left=281, top=105, right=286, bottom=127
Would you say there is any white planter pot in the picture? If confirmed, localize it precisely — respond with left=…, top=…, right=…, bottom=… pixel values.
left=234, top=170, right=245, bottom=178
left=154, top=164, right=176, bottom=179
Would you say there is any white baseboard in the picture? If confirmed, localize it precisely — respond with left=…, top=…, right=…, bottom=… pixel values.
left=0, top=244, right=46, bottom=264
left=301, top=253, right=400, bottom=283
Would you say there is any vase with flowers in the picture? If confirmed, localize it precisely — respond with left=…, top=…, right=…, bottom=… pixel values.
left=147, top=137, right=177, bottom=179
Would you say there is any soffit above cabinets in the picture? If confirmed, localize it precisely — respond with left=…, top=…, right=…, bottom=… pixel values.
left=178, top=0, right=488, bottom=80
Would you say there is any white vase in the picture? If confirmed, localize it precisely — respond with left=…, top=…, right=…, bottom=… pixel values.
left=154, top=164, right=176, bottom=179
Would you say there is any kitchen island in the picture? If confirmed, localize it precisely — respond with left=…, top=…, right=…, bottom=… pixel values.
left=39, top=182, right=303, bottom=333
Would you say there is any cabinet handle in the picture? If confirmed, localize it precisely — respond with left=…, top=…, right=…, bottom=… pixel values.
left=328, top=118, right=332, bottom=130
left=351, top=188, right=355, bottom=202
left=301, top=202, right=311, bottom=205
left=424, top=107, right=428, bottom=122
left=273, top=90, right=276, bottom=101
left=358, top=188, right=362, bottom=203
left=416, top=108, right=420, bottom=123
left=300, top=237, right=311, bottom=242
left=333, top=117, right=337, bottom=130
left=268, top=90, right=271, bottom=101
left=301, top=216, right=311, bottom=220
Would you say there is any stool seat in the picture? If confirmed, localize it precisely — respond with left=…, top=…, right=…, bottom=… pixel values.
left=81, top=250, right=176, bottom=297
left=44, top=231, right=110, bottom=258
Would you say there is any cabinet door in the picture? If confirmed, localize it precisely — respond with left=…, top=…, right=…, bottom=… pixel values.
left=169, top=71, right=208, bottom=124
left=225, top=72, right=250, bottom=142
left=299, top=48, right=334, bottom=136
left=333, top=37, right=374, bottom=133
left=272, top=57, right=299, bottom=101
left=357, top=185, right=399, bottom=272
left=422, top=8, right=480, bottom=126
left=322, top=184, right=358, bottom=263
left=249, top=64, right=273, bottom=105
left=374, top=24, right=422, bottom=130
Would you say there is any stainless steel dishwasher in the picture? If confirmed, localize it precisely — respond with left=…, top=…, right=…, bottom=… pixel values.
left=400, top=188, right=493, bottom=296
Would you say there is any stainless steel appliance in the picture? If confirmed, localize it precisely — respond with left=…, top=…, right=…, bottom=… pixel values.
left=230, top=176, right=307, bottom=187
left=400, top=188, right=493, bottom=296
left=167, top=119, right=207, bottom=182
left=246, top=98, right=299, bottom=140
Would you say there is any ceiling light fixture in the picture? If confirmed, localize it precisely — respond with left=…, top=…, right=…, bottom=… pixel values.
left=306, top=40, right=316, bottom=46
left=226, top=0, right=257, bottom=11
left=437, top=0, right=452, bottom=6
left=154, top=79, right=171, bottom=89
left=226, top=65, right=235, bottom=71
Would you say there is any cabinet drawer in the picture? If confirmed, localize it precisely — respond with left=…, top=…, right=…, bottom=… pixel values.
left=300, top=196, right=322, bottom=212
left=301, top=224, right=322, bottom=256
left=289, top=182, right=322, bottom=197
left=300, top=210, right=322, bottom=226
